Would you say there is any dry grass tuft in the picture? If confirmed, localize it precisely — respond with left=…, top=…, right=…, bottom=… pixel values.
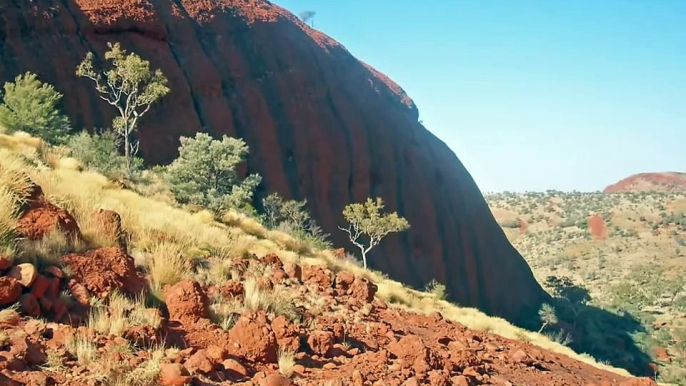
left=277, top=348, right=296, bottom=377
left=209, top=295, right=240, bottom=330
left=221, top=210, right=268, bottom=238
left=65, top=332, right=98, bottom=366
left=243, top=278, right=300, bottom=322
left=146, top=242, right=190, bottom=290
left=17, top=228, right=86, bottom=269
left=88, top=290, right=161, bottom=337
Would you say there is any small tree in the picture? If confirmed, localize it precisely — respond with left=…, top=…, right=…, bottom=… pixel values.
left=339, top=197, right=409, bottom=269
left=76, top=42, right=170, bottom=173
left=0, top=72, right=70, bottom=142
left=165, top=132, right=261, bottom=214
left=538, top=303, right=558, bottom=333
left=299, top=11, right=316, bottom=27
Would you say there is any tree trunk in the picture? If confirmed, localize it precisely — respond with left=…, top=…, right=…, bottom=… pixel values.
left=537, top=322, right=547, bottom=334
left=124, top=129, right=131, bottom=174
left=361, top=251, right=367, bottom=269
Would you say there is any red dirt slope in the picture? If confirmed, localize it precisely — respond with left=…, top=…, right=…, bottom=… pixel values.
left=0, top=199, right=656, bottom=386
left=0, top=0, right=547, bottom=325
left=604, top=172, right=686, bottom=193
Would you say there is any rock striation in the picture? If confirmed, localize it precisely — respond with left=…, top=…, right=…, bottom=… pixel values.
left=0, top=0, right=548, bottom=324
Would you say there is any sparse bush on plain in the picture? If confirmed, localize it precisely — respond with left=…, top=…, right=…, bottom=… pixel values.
left=165, top=132, right=262, bottom=215
left=0, top=72, right=70, bottom=143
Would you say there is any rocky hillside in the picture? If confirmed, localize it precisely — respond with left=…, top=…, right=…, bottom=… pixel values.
left=0, top=133, right=656, bottom=386
left=0, top=0, right=546, bottom=325
left=486, top=190, right=686, bottom=384
left=604, top=173, right=686, bottom=193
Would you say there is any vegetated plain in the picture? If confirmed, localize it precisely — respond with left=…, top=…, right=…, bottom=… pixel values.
left=486, top=189, right=686, bottom=384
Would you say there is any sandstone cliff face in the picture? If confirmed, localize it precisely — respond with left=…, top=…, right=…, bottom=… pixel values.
left=0, top=0, right=548, bottom=324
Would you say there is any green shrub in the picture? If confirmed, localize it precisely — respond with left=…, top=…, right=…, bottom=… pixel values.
left=0, top=72, right=70, bottom=143
left=67, top=129, right=142, bottom=179
left=165, top=132, right=261, bottom=215
left=262, top=192, right=331, bottom=250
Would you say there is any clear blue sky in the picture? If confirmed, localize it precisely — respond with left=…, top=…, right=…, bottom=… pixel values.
left=274, top=0, right=685, bottom=193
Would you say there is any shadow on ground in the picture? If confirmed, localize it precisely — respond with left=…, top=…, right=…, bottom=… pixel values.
left=544, top=277, right=652, bottom=377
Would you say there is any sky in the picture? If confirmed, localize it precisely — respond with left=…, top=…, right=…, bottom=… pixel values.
left=274, top=0, right=685, bottom=193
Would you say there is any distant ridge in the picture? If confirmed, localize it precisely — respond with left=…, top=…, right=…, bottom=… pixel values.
left=604, top=172, right=686, bottom=193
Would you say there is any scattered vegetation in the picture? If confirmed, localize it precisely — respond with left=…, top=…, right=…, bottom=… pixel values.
left=486, top=190, right=686, bottom=383
left=261, top=192, right=331, bottom=250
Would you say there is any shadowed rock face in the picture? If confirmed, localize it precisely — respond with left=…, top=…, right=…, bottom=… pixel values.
left=0, top=0, right=548, bottom=324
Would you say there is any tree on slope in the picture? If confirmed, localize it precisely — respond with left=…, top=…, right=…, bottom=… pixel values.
left=339, top=197, right=410, bottom=269
left=165, top=132, right=262, bottom=214
left=0, top=72, right=70, bottom=143
left=76, top=42, right=170, bottom=174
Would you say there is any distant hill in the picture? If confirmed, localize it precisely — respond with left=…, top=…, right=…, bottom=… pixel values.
left=604, top=172, right=686, bottom=193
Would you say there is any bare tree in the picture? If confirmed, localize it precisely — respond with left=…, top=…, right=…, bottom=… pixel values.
left=299, top=11, right=316, bottom=27
left=76, top=42, right=170, bottom=174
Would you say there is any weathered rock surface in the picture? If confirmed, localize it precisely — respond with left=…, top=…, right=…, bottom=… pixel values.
left=0, top=0, right=547, bottom=324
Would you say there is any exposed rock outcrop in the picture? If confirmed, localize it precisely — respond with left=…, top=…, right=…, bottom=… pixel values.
left=604, top=172, right=686, bottom=193
left=0, top=0, right=547, bottom=324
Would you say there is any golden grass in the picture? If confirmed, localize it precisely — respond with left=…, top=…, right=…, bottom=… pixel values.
left=104, top=344, right=166, bottom=386
left=277, top=348, right=296, bottom=378
left=243, top=278, right=300, bottom=322
left=17, top=228, right=86, bottom=269
left=222, top=210, right=268, bottom=238
left=89, top=290, right=161, bottom=338
left=146, top=242, right=190, bottom=290
left=65, top=332, right=98, bottom=366
left=0, top=330, right=8, bottom=347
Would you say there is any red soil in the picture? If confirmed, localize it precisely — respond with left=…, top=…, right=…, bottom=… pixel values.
left=587, top=215, right=608, bottom=240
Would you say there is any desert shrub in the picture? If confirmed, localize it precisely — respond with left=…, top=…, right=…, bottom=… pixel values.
left=262, top=192, right=331, bottom=250
left=424, top=279, right=446, bottom=300
left=165, top=133, right=261, bottom=215
left=0, top=72, right=70, bottom=143
left=67, top=129, right=143, bottom=179
left=499, top=218, right=521, bottom=228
